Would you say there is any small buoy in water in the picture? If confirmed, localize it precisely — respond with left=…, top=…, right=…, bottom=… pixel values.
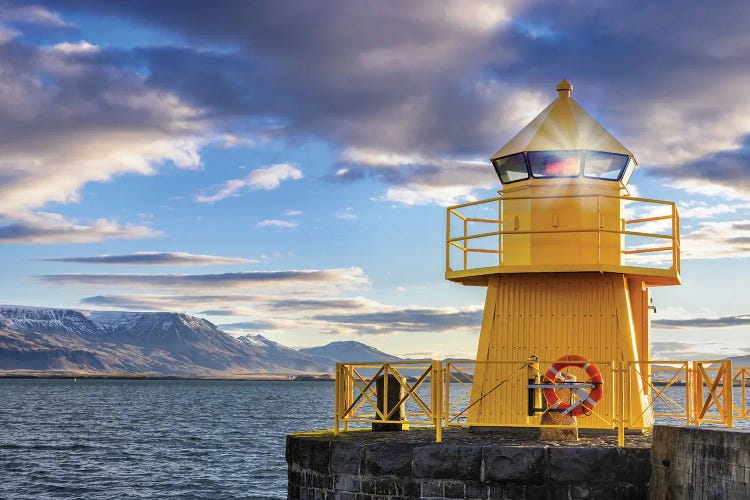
left=74, top=378, right=77, bottom=383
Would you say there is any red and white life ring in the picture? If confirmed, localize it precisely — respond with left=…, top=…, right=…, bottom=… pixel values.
left=543, top=354, right=603, bottom=417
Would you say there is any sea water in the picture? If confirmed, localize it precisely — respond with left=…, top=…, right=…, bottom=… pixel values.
left=1, top=379, right=748, bottom=499
left=0, top=379, right=332, bottom=499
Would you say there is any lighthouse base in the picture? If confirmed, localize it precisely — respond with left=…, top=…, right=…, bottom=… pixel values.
left=286, top=428, right=650, bottom=499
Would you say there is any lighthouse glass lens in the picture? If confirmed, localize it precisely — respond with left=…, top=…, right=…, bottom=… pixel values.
left=493, top=153, right=529, bottom=183
left=528, top=150, right=582, bottom=178
left=583, top=151, right=630, bottom=180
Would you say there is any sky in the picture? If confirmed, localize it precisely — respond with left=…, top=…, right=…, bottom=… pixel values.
left=0, top=0, right=749, bottom=360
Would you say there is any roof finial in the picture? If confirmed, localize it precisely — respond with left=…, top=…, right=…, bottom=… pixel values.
left=556, top=78, right=572, bottom=98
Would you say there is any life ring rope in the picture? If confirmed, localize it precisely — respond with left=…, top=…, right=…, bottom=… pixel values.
left=542, top=355, right=603, bottom=417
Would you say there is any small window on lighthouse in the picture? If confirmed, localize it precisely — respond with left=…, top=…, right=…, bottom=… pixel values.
left=528, top=150, right=582, bottom=178
left=493, top=153, right=529, bottom=184
left=583, top=151, right=630, bottom=180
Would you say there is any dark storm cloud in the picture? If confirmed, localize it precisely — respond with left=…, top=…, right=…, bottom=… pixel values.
left=43, top=252, right=254, bottom=265
left=653, top=314, right=750, bottom=330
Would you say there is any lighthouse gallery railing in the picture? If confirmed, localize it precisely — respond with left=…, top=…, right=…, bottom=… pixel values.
left=445, top=194, right=680, bottom=279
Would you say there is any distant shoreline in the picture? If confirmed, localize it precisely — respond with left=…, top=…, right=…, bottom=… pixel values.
left=0, top=372, right=335, bottom=381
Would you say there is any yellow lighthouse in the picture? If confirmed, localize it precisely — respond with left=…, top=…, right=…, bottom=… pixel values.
left=445, top=79, right=681, bottom=429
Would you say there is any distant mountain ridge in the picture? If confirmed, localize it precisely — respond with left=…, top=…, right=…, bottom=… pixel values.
left=299, top=341, right=399, bottom=363
left=0, top=305, right=398, bottom=376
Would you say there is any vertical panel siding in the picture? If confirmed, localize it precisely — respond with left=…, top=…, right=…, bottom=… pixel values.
left=469, top=272, right=648, bottom=428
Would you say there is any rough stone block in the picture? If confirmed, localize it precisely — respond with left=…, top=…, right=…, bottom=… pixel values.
left=464, top=481, right=489, bottom=499
left=443, top=480, right=465, bottom=498
left=402, top=479, right=422, bottom=497
left=413, top=445, right=482, bottom=480
left=334, top=474, right=358, bottom=492
left=287, top=435, right=301, bottom=464
left=483, top=445, right=545, bottom=482
left=364, top=441, right=414, bottom=476
left=359, top=478, right=377, bottom=494
left=298, top=438, right=331, bottom=474
left=617, top=447, right=651, bottom=485
left=420, top=480, right=444, bottom=497
left=330, top=440, right=363, bottom=475
left=488, top=483, right=525, bottom=499
left=547, top=446, right=619, bottom=482
left=523, top=484, right=551, bottom=500
left=374, top=478, right=400, bottom=496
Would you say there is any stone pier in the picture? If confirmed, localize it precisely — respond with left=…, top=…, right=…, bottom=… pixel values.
left=650, top=425, right=750, bottom=499
left=287, top=428, right=651, bottom=499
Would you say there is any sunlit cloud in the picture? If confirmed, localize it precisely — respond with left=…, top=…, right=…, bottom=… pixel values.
left=43, top=252, right=256, bottom=266
left=653, top=313, right=750, bottom=330
left=42, top=267, right=370, bottom=292
left=651, top=341, right=749, bottom=360
left=0, top=212, right=161, bottom=244
left=195, top=163, right=302, bottom=203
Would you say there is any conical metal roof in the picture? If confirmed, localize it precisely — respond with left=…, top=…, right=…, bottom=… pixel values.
left=490, top=79, right=636, bottom=163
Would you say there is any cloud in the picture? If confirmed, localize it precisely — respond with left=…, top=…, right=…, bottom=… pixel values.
left=256, top=219, right=298, bottom=229
left=283, top=209, right=302, bottom=216
left=314, top=306, right=483, bottom=335
left=651, top=341, right=748, bottom=360
left=78, top=290, right=481, bottom=337
left=653, top=314, right=750, bottom=330
left=15, top=0, right=750, bottom=208
left=647, top=138, right=750, bottom=200
left=0, top=27, right=208, bottom=242
left=41, top=267, right=370, bottom=291
left=42, top=251, right=256, bottom=265
left=195, top=163, right=302, bottom=203
left=335, top=207, right=357, bottom=220
left=681, top=219, right=750, bottom=259
left=0, top=212, right=161, bottom=244
left=218, top=320, right=280, bottom=332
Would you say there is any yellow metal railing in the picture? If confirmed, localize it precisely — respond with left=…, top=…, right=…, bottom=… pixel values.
left=334, top=360, right=443, bottom=441
left=334, top=360, right=746, bottom=445
left=445, top=194, right=680, bottom=277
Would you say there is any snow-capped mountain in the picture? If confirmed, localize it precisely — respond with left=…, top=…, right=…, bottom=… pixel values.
left=0, top=306, right=398, bottom=376
left=0, top=306, right=103, bottom=337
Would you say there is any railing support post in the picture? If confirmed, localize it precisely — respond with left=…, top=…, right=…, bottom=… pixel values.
left=725, top=360, right=734, bottom=428
left=334, top=363, right=341, bottom=436
left=433, top=359, right=443, bottom=443
left=617, top=361, right=625, bottom=447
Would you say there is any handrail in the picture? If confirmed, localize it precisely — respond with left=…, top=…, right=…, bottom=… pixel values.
left=334, top=359, right=746, bottom=444
left=446, top=193, right=679, bottom=275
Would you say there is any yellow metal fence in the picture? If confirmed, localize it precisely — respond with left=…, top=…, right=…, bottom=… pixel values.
left=334, top=360, right=747, bottom=445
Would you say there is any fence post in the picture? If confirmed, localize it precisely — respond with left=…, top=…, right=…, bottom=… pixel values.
left=725, top=360, right=734, bottom=428
left=433, top=359, right=443, bottom=443
left=334, top=363, right=341, bottom=436
left=693, top=362, right=702, bottom=425
left=617, top=361, right=625, bottom=447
